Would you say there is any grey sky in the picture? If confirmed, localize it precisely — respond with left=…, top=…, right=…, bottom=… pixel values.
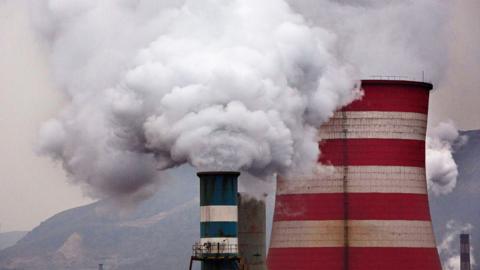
left=0, top=1, right=92, bottom=232
left=431, top=0, right=480, bottom=128
left=286, top=0, right=480, bottom=129
left=0, top=0, right=479, bottom=232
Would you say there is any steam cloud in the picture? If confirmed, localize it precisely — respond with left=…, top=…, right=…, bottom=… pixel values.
left=426, top=121, right=467, bottom=196
left=287, top=1, right=459, bottom=193
left=438, top=220, right=476, bottom=270
left=33, top=0, right=454, bottom=201
left=286, top=0, right=451, bottom=83
left=33, top=0, right=359, bottom=200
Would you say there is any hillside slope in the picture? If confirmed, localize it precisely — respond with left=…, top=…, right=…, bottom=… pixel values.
left=0, top=167, right=199, bottom=270
left=0, top=232, right=27, bottom=252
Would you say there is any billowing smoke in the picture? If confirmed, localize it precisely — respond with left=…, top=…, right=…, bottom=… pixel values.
left=286, top=0, right=451, bottom=83
left=33, top=0, right=359, bottom=200
left=287, top=0, right=459, bottom=193
left=426, top=121, right=467, bottom=196
left=438, top=220, right=476, bottom=270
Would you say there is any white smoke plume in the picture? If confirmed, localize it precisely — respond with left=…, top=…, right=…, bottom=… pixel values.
left=286, top=0, right=451, bottom=83
left=426, top=121, right=467, bottom=196
left=33, top=0, right=359, bottom=200
left=438, top=220, right=476, bottom=270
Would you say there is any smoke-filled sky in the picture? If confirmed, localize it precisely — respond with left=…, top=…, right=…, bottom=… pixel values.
left=0, top=0, right=479, bottom=234
left=33, top=0, right=360, bottom=204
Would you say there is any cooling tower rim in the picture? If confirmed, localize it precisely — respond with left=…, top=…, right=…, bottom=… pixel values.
left=197, top=171, right=241, bottom=176
left=361, top=79, right=433, bottom=91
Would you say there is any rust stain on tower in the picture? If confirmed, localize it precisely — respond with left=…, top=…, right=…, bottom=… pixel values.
left=267, top=80, right=442, bottom=270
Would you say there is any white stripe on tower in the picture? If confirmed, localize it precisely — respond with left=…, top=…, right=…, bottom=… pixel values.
left=348, top=220, right=437, bottom=248
left=277, top=166, right=427, bottom=194
left=200, top=206, right=238, bottom=222
left=270, top=220, right=344, bottom=248
left=270, top=220, right=436, bottom=248
left=319, top=111, right=427, bottom=140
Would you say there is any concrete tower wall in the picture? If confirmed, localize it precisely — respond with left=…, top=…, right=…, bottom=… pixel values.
left=238, top=193, right=267, bottom=270
left=268, top=80, right=442, bottom=270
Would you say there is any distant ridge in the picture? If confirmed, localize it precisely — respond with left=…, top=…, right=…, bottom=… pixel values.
left=0, top=166, right=200, bottom=270
left=0, top=232, right=27, bottom=251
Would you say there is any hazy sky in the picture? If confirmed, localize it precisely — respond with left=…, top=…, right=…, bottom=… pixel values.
left=0, top=0, right=479, bottom=232
left=431, top=0, right=480, bottom=129
left=0, top=1, right=93, bottom=232
left=286, top=0, right=480, bottom=129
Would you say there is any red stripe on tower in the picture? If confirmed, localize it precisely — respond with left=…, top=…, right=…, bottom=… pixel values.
left=319, top=139, right=426, bottom=167
left=274, top=193, right=432, bottom=221
left=267, top=80, right=442, bottom=270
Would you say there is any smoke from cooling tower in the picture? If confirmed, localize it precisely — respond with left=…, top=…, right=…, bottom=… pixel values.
left=33, top=0, right=456, bottom=202
left=33, top=0, right=359, bottom=200
left=426, top=121, right=467, bottom=196
left=289, top=0, right=464, bottom=197
left=286, top=0, right=451, bottom=83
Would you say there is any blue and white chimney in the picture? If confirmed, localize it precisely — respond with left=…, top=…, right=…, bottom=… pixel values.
left=197, top=171, right=240, bottom=269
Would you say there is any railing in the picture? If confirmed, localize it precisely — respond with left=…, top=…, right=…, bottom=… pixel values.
left=192, top=242, right=238, bottom=258
left=189, top=244, right=246, bottom=270
left=369, top=75, right=413, bottom=81
left=368, top=74, right=431, bottom=83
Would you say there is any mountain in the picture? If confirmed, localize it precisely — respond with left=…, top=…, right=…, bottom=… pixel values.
left=430, top=130, right=480, bottom=266
left=0, top=166, right=200, bottom=270
left=0, top=232, right=27, bottom=252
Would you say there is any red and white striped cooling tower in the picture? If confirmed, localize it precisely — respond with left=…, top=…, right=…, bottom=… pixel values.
left=267, top=80, right=442, bottom=270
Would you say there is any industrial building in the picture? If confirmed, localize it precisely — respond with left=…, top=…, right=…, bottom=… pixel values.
left=191, top=80, right=444, bottom=270
left=268, top=80, right=442, bottom=269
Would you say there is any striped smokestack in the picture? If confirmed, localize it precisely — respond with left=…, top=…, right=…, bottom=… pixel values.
left=198, top=171, right=240, bottom=270
left=267, top=80, right=442, bottom=270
